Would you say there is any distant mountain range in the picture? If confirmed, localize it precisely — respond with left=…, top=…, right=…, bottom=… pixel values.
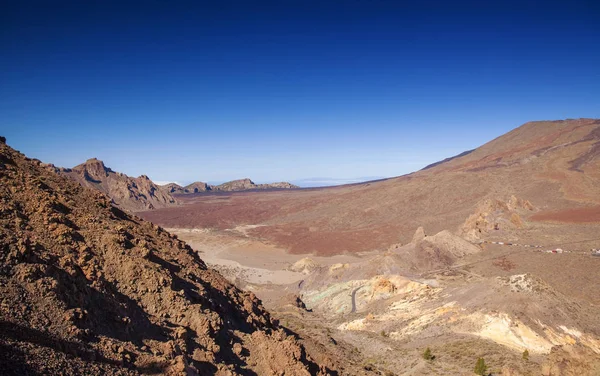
left=163, top=178, right=299, bottom=194
left=43, top=159, right=298, bottom=212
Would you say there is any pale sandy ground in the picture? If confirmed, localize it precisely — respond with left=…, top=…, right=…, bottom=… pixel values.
left=167, top=226, right=363, bottom=285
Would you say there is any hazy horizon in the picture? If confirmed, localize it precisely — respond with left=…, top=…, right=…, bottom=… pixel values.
left=2, top=1, right=599, bottom=184
left=153, top=175, right=388, bottom=188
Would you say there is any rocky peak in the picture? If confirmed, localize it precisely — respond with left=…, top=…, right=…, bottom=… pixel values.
left=412, top=226, right=426, bottom=243
left=73, top=158, right=110, bottom=182
left=162, top=182, right=183, bottom=193
left=59, top=159, right=178, bottom=212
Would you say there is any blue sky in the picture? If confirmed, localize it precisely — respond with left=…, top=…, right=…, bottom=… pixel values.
left=1, top=1, right=599, bottom=186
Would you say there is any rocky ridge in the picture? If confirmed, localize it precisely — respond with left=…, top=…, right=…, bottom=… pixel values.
left=212, top=179, right=299, bottom=192
left=0, top=138, right=333, bottom=375
left=164, top=178, right=299, bottom=194
left=165, top=182, right=211, bottom=194
left=47, top=158, right=178, bottom=212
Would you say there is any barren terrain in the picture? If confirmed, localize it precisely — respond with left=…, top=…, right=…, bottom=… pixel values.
left=4, top=119, right=600, bottom=375
left=1, top=138, right=364, bottom=375
left=138, top=119, right=600, bottom=375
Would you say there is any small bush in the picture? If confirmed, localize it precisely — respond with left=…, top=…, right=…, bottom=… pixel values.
left=522, top=349, right=529, bottom=361
left=422, top=347, right=434, bottom=361
left=362, top=362, right=375, bottom=371
left=474, top=357, right=488, bottom=375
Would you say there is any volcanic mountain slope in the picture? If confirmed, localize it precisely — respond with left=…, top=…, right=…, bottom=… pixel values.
left=142, top=118, right=600, bottom=255
left=50, top=158, right=177, bottom=212
left=0, top=139, right=337, bottom=375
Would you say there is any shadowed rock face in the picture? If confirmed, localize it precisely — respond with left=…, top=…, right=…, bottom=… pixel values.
left=0, top=140, right=333, bottom=375
left=55, top=158, right=178, bottom=212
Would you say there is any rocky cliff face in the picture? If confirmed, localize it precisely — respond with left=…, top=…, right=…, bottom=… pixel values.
left=53, top=159, right=177, bottom=212
left=0, top=139, right=331, bottom=375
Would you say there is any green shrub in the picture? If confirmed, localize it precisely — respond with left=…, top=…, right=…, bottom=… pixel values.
left=422, top=347, right=434, bottom=361
left=474, top=357, right=488, bottom=375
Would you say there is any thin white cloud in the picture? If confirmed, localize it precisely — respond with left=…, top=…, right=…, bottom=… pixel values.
left=153, top=180, right=182, bottom=186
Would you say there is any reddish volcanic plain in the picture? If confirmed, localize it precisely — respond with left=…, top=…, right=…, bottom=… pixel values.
left=140, top=119, right=600, bottom=256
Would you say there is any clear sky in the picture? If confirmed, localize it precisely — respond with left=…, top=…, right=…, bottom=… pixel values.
left=1, top=1, right=599, bottom=186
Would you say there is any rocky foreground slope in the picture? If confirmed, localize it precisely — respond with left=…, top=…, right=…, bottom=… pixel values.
left=0, top=138, right=333, bottom=375
left=48, top=158, right=178, bottom=212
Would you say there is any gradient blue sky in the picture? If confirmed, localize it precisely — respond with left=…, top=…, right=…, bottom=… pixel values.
left=2, top=1, right=599, bottom=186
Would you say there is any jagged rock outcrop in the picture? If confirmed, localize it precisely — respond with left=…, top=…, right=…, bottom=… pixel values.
left=288, top=257, right=320, bottom=274
left=411, top=226, right=426, bottom=244
left=163, top=182, right=211, bottom=194
left=54, top=158, right=177, bottom=212
left=183, top=182, right=211, bottom=193
left=0, top=140, right=332, bottom=375
left=386, top=227, right=482, bottom=272
left=407, top=227, right=481, bottom=271
left=460, top=195, right=535, bottom=241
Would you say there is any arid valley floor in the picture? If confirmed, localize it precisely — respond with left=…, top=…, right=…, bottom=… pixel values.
left=140, top=119, right=600, bottom=375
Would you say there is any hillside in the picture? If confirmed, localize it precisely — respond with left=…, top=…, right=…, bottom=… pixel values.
left=142, top=118, right=600, bottom=255
left=0, top=138, right=336, bottom=375
left=50, top=158, right=177, bottom=212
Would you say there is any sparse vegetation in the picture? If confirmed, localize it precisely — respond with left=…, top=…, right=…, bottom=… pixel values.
left=522, top=349, right=529, bottom=361
left=422, top=347, right=435, bottom=361
left=362, top=361, right=375, bottom=371
left=474, top=357, right=488, bottom=375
